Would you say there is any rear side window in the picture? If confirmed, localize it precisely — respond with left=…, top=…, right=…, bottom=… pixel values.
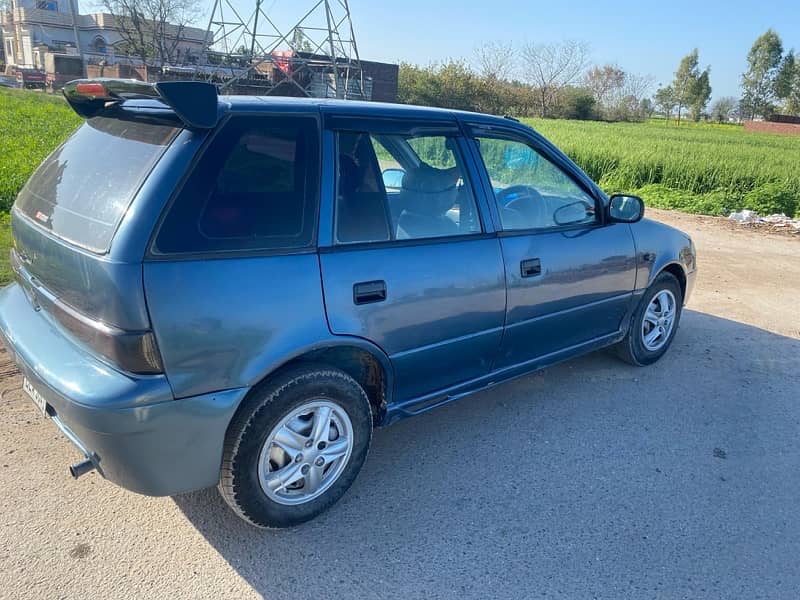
left=154, top=116, right=319, bottom=254
left=15, top=117, right=178, bottom=253
left=335, top=131, right=481, bottom=244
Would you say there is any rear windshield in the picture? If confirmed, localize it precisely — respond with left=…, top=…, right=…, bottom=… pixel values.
left=15, top=117, right=179, bottom=253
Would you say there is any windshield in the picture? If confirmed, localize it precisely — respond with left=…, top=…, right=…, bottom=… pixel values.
left=14, top=117, right=179, bottom=253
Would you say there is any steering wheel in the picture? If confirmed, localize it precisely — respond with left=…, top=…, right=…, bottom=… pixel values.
left=496, top=185, right=547, bottom=228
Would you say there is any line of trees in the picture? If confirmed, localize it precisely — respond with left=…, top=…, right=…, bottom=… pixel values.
left=399, top=40, right=655, bottom=122
left=401, top=29, right=800, bottom=124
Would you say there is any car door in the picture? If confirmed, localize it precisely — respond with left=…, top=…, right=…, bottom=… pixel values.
left=318, top=115, right=505, bottom=403
left=467, top=125, right=638, bottom=371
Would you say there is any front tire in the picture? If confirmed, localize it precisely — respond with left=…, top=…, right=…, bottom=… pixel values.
left=616, top=272, right=683, bottom=366
left=218, top=364, right=373, bottom=528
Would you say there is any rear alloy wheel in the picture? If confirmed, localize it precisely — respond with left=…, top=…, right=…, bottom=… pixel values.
left=258, top=400, right=354, bottom=506
left=616, top=272, right=683, bottom=366
left=219, top=364, right=372, bottom=528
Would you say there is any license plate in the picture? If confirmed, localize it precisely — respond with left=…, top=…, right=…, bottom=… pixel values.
left=22, top=377, right=48, bottom=416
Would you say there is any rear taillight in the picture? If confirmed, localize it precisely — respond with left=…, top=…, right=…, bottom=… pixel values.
left=48, top=298, right=164, bottom=374
left=11, top=249, right=164, bottom=374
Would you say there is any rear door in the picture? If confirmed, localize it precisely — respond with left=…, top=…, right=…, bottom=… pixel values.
left=318, top=116, right=506, bottom=403
left=468, top=126, right=638, bottom=370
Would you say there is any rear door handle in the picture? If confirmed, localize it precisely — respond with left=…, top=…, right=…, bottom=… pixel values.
left=353, top=280, right=387, bottom=305
left=520, top=258, right=541, bottom=278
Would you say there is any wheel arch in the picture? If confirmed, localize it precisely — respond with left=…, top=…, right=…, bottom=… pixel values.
left=233, top=338, right=394, bottom=429
left=652, top=261, right=687, bottom=303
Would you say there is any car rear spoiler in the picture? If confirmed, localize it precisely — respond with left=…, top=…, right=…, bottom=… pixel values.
left=63, top=78, right=219, bottom=129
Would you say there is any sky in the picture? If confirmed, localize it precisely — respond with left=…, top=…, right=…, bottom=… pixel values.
left=81, top=0, right=800, bottom=102
left=345, top=0, right=800, bottom=101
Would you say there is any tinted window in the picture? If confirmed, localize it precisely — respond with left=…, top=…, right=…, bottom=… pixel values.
left=476, top=137, right=597, bottom=230
left=335, top=131, right=481, bottom=243
left=154, top=116, right=319, bottom=254
left=15, top=117, right=178, bottom=253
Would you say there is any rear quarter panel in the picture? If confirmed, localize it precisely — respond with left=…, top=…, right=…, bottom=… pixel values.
left=144, top=254, right=334, bottom=398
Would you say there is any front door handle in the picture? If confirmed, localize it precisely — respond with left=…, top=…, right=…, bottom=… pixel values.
left=520, top=258, right=541, bottom=278
left=353, top=280, right=387, bottom=305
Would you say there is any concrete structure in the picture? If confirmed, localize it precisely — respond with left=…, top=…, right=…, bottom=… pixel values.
left=1, top=0, right=207, bottom=70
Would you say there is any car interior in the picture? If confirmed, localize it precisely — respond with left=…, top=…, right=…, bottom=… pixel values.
left=335, top=132, right=480, bottom=243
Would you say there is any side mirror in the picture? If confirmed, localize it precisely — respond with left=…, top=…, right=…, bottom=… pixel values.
left=382, top=168, right=405, bottom=190
left=553, top=200, right=592, bottom=226
left=608, top=194, right=644, bottom=223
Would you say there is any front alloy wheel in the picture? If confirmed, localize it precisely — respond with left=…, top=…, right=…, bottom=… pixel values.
left=616, top=271, right=683, bottom=366
left=640, top=289, right=677, bottom=351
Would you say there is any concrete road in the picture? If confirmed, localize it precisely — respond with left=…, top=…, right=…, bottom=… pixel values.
left=1, top=211, right=799, bottom=600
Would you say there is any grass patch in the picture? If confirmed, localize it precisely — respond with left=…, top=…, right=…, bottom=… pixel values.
left=523, top=118, right=800, bottom=217
left=0, top=214, right=12, bottom=285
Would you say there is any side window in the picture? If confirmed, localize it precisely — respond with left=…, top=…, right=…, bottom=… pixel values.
left=335, top=131, right=481, bottom=243
left=475, top=137, right=597, bottom=231
left=154, top=116, right=319, bottom=254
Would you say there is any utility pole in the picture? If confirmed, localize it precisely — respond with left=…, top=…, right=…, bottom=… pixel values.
left=67, top=0, right=86, bottom=77
left=202, top=0, right=366, bottom=99
left=10, top=0, right=24, bottom=65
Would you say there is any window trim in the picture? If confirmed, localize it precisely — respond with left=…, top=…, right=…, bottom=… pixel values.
left=465, top=124, right=607, bottom=236
left=329, top=129, right=487, bottom=247
left=146, top=111, right=322, bottom=260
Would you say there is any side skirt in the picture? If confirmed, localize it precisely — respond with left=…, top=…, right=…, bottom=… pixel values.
left=382, top=329, right=626, bottom=425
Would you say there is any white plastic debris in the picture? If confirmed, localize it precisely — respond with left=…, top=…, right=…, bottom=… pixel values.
left=728, top=210, right=800, bottom=231
left=728, top=209, right=760, bottom=223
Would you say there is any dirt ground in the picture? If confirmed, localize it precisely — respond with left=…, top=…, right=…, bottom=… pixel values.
left=0, top=209, right=798, bottom=600
left=647, top=209, right=800, bottom=338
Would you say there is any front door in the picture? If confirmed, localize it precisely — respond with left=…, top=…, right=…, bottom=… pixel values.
left=469, top=131, right=638, bottom=371
left=319, top=122, right=506, bottom=403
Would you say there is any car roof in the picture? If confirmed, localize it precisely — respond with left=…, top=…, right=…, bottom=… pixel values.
left=217, top=94, right=516, bottom=127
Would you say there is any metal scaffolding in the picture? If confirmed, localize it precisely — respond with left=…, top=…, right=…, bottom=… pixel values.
left=200, top=0, right=367, bottom=99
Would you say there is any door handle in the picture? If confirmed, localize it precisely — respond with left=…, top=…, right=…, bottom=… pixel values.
left=353, top=280, right=387, bottom=305
left=520, top=258, right=541, bottom=278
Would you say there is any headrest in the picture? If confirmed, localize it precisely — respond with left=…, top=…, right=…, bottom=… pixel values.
left=399, top=165, right=459, bottom=216
left=401, top=165, right=459, bottom=193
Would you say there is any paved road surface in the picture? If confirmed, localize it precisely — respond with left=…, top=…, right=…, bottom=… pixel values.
left=1, top=210, right=799, bottom=599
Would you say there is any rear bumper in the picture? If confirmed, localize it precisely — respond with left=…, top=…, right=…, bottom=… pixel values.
left=0, top=283, right=247, bottom=496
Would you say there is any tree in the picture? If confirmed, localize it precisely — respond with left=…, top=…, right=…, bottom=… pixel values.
left=710, top=96, right=737, bottom=123
left=102, top=0, right=200, bottom=68
left=473, top=41, right=516, bottom=81
left=638, top=97, right=655, bottom=119
left=671, top=49, right=700, bottom=124
left=740, top=29, right=784, bottom=119
left=520, top=40, right=590, bottom=117
left=689, top=69, right=711, bottom=121
left=776, top=50, right=800, bottom=115
left=654, top=85, right=677, bottom=121
left=555, top=86, right=596, bottom=120
left=291, top=27, right=313, bottom=53
left=584, top=64, right=625, bottom=108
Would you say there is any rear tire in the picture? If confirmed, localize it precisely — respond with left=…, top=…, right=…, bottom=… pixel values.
left=616, top=272, right=683, bottom=366
left=218, top=364, right=373, bottom=528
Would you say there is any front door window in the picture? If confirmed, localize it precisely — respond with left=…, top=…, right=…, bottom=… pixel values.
left=475, top=137, right=598, bottom=230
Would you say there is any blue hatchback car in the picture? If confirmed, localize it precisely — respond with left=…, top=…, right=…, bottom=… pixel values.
left=0, top=79, right=696, bottom=527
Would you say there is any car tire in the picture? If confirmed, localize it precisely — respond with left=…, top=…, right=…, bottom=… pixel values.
left=616, top=271, right=683, bottom=366
left=218, top=364, right=373, bottom=528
